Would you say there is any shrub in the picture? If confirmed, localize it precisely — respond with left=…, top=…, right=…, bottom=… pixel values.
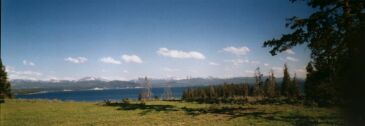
left=104, top=99, right=112, bottom=105
left=121, top=98, right=130, bottom=104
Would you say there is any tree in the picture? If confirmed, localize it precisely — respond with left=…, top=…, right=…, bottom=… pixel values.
left=208, top=85, right=217, bottom=99
left=138, top=76, right=152, bottom=101
left=281, top=64, right=291, bottom=97
left=253, top=67, right=264, bottom=96
left=262, top=0, right=365, bottom=123
left=263, top=0, right=365, bottom=104
left=0, top=58, right=12, bottom=102
left=291, top=73, right=301, bottom=98
left=264, top=69, right=276, bottom=98
left=162, top=82, right=173, bottom=100
left=304, top=61, right=316, bottom=101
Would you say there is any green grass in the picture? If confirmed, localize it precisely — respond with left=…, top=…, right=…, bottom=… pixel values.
left=0, top=99, right=342, bottom=126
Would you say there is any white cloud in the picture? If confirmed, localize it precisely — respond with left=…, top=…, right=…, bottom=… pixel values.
left=100, top=57, right=121, bottom=64
left=5, top=66, right=43, bottom=80
left=22, top=60, right=35, bottom=66
left=123, top=70, right=129, bottom=73
left=121, top=54, right=143, bottom=63
left=224, top=59, right=249, bottom=65
left=222, top=46, right=250, bottom=56
left=64, top=57, right=88, bottom=64
left=286, top=56, right=299, bottom=62
left=157, top=48, right=205, bottom=60
left=284, top=49, right=295, bottom=55
left=208, top=62, right=219, bottom=66
left=264, top=63, right=270, bottom=67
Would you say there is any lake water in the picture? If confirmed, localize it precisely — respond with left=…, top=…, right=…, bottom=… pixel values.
left=16, top=87, right=187, bottom=102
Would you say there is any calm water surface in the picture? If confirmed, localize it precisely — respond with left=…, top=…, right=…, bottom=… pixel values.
left=16, top=87, right=187, bottom=101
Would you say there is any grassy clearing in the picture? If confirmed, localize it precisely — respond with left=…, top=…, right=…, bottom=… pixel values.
left=0, top=99, right=342, bottom=126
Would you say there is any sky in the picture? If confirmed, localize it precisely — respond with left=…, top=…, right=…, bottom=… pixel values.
left=1, top=0, right=313, bottom=81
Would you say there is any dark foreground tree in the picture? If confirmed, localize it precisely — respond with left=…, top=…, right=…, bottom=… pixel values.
left=291, top=73, right=301, bottom=98
left=263, top=0, right=365, bottom=124
left=0, top=58, right=12, bottom=102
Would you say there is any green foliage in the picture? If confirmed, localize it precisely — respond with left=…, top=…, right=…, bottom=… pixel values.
left=281, top=64, right=291, bottom=97
left=182, top=83, right=251, bottom=104
left=263, top=0, right=365, bottom=107
left=122, top=98, right=131, bottom=104
left=182, top=65, right=305, bottom=103
left=0, top=59, right=12, bottom=101
left=291, top=73, right=301, bottom=98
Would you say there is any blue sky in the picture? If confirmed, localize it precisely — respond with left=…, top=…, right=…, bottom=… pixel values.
left=2, top=0, right=313, bottom=80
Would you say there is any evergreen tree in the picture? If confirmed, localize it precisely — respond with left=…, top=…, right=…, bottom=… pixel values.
left=281, top=64, right=291, bottom=97
left=0, top=58, right=13, bottom=102
left=304, top=62, right=316, bottom=101
left=262, top=0, right=365, bottom=110
left=242, top=83, right=249, bottom=97
left=291, top=73, right=301, bottom=98
left=264, top=78, right=270, bottom=97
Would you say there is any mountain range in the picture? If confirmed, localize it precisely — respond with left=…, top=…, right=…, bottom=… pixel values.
left=10, top=76, right=304, bottom=94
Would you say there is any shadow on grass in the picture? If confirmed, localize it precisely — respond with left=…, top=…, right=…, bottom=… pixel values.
left=182, top=106, right=341, bottom=125
left=103, top=102, right=178, bottom=115
left=102, top=102, right=341, bottom=125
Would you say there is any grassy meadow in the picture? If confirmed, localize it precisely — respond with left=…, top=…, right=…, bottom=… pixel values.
left=0, top=99, right=342, bottom=126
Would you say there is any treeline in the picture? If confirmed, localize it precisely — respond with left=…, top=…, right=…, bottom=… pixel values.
left=182, top=64, right=301, bottom=103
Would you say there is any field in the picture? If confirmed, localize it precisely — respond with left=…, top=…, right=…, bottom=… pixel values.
left=0, top=99, right=342, bottom=126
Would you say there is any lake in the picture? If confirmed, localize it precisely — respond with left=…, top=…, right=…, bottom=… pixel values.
left=15, top=87, right=187, bottom=102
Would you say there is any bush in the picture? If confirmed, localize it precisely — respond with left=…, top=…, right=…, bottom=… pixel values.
left=104, top=99, right=112, bottom=105
left=121, top=98, right=130, bottom=104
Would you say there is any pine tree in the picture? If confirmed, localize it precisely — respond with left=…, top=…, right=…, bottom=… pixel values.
left=242, top=83, right=249, bottom=97
left=304, top=62, right=315, bottom=101
left=262, top=0, right=365, bottom=111
left=281, top=64, right=291, bottom=97
left=0, top=58, right=13, bottom=102
left=291, top=73, right=301, bottom=98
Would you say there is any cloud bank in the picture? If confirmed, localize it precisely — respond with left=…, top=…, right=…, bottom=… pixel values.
left=222, top=46, right=250, bottom=56
left=157, top=48, right=205, bottom=60
left=64, top=57, right=88, bottom=64
left=100, top=57, right=121, bottom=64
left=122, top=54, right=143, bottom=63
